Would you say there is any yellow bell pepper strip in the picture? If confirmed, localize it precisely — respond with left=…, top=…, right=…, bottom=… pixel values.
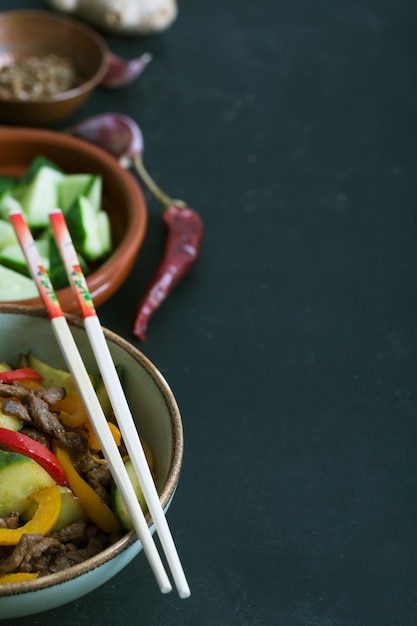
left=52, top=442, right=121, bottom=533
left=85, top=419, right=122, bottom=451
left=0, top=428, right=68, bottom=486
left=0, top=486, right=61, bottom=546
left=52, top=393, right=88, bottom=428
left=0, top=572, right=39, bottom=584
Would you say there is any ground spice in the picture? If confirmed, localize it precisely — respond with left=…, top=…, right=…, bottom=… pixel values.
left=0, top=54, right=80, bottom=100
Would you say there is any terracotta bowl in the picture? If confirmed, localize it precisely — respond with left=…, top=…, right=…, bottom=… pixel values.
left=0, top=10, right=108, bottom=125
left=0, top=127, right=147, bottom=313
left=0, top=305, right=184, bottom=619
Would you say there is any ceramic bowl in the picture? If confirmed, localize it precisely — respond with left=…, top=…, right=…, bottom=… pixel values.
left=0, top=10, right=109, bottom=125
left=0, top=305, right=184, bottom=619
left=0, top=126, right=147, bottom=313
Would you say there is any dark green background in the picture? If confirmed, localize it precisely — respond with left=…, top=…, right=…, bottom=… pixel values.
left=2, top=0, right=417, bottom=624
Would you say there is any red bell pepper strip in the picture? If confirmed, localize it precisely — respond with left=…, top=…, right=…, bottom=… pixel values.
left=133, top=205, right=203, bottom=341
left=0, top=428, right=68, bottom=486
left=0, top=368, right=43, bottom=383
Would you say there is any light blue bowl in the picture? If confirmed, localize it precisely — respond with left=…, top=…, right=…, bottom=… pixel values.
left=0, top=305, right=184, bottom=620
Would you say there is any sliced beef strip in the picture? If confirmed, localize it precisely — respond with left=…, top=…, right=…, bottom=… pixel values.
left=64, top=431, right=88, bottom=452
left=52, top=521, right=87, bottom=544
left=35, top=386, right=66, bottom=405
left=26, top=392, right=67, bottom=444
left=0, top=382, right=87, bottom=452
left=86, top=465, right=113, bottom=504
left=19, top=426, right=51, bottom=448
left=0, top=512, right=20, bottom=529
left=0, top=534, right=62, bottom=575
left=1, top=399, right=32, bottom=423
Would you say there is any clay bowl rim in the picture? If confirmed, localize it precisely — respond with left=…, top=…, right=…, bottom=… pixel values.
left=0, top=126, right=148, bottom=312
left=0, top=304, right=184, bottom=597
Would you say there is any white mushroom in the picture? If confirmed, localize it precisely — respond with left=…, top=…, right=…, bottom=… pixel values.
left=46, top=0, right=178, bottom=35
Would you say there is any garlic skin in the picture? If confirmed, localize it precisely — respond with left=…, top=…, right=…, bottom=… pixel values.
left=101, top=52, right=152, bottom=88
left=46, top=0, right=178, bottom=36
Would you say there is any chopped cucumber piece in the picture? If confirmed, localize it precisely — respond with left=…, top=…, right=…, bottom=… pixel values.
left=85, top=175, right=102, bottom=212
left=0, top=450, right=56, bottom=517
left=0, top=219, right=18, bottom=249
left=21, top=486, right=89, bottom=531
left=96, top=211, right=112, bottom=256
left=0, top=411, right=23, bottom=432
left=0, top=175, right=18, bottom=194
left=51, top=487, right=89, bottom=532
left=19, top=165, right=64, bottom=228
left=66, top=196, right=111, bottom=261
left=48, top=233, right=90, bottom=290
left=26, top=353, right=77, bottom=395
left=58, top=174, right=95, bottom=212
left=0, top=265, right=38, bottom=301
left=0, top=240, right=49, bottom=277
left=111, top=459, right=148, bottom=530
left=0, top=193, right=23, bottom=219
left=94, top=365, right=123, bottom=417
left=20, top=156, right=63, bottom=183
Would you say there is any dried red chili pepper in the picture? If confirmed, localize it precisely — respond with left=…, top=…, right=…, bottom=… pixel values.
left=133, top=205, right=203, bottom=340
left=69, top=113, right=203, bottom=341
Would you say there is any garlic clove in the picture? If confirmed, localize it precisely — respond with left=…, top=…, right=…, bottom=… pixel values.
left=69, top=113, right=184, bottom=207
left=101, top=52, right=152, bottom=88
left=69, top=113, right=144, bottom=165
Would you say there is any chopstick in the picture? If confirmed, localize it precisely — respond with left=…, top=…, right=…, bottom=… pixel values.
left=48, top=209, right=190, bottom=599
left=9, top=209, right=173, bottom=596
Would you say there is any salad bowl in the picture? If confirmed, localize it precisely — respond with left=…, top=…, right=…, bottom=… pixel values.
left=0, top=305, right=184, bottom=619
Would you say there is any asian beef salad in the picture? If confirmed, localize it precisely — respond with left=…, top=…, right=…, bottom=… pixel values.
left=0, top=353, right=153, bottom=584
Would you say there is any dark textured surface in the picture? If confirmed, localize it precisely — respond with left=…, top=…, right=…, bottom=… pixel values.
left=3, top=0, right=417, bottom=624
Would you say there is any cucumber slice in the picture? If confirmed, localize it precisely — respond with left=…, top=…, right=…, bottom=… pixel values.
left=0, top=240, right=49, bottom=278
left=0, top=412, right=23, bottom=432
left=0, top=219, right=18, bottom=249
left=51, top=487, right=89, bottom=532
left=20, top=156, right=63, bottom=183
left=19, top=165, right=64, bottom=228
left=0, top=175, right=18, bottom=194
left=0, top=193, right=23, bottom=220
left=85, top=175, right=102, bottom=212
left=96, top=211, right=112, bottom=256
left=0, top=265, right=38, bottom=301
left=0, top=450, right=56, bottom=517
left=66, top=196, right=111, bottom=261
left=26, top=353, right=77, bottom=395
left=47, top=233, right=90, bottom=290
left=111, top=459, right=148, bottom=530
left=94, top=364, right=123, bottom=417
left=21, top=486, right=89, bottom=531
left=58, top=174, right=95, bottom=213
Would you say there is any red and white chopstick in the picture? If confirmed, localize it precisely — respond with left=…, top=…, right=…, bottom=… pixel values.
left=49, top=209, right=190, bottom=598
left=9, top=209, right=174, bottom=596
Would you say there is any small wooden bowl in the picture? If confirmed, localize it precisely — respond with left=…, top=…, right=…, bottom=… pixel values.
left=0, top=127, right=147, bottom=312
left=0, top=10, right=108, bottom=125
